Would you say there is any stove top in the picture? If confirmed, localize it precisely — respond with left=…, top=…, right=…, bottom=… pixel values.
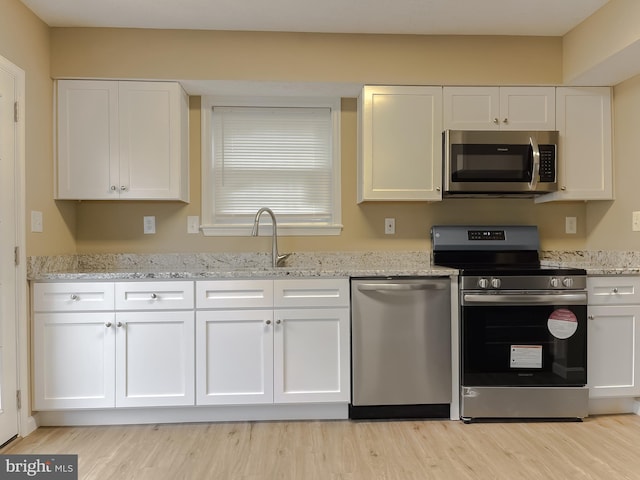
left=430, top=225, right=586, bottom=278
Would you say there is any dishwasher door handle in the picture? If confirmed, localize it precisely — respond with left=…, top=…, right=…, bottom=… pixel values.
left=357, top=282, right=447, bottom=292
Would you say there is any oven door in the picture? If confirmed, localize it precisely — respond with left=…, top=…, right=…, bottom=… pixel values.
left=460, top=290, right=587, bottom=387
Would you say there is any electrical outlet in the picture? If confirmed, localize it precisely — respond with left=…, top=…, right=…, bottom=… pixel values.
left=633, top=211, right=640, bottom=231
left=143, top=216, right=156, bottom=234
left=565, top=216, right=577, bottom=234
left=31, top=211, right=43, bottom=233
left=187, top=216, right=200, bottom=234
left=385, top=218, right=395, bottom=235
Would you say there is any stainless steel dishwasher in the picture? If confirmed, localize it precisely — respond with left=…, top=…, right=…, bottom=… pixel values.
left=350, top=277, right=452, bottom=419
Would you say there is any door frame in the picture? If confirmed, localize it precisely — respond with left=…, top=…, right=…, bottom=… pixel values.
left=0, top=54, right=36, bottom=438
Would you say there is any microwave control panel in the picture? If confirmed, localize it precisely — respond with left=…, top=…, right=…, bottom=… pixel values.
left=539, top=145, right=556, bottom=182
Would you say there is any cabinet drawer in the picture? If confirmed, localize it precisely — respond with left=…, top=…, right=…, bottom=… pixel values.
left=274, top=279, right=350, bottom=308
left=588, top=276, right=640, bottom=305
left=115, top=281, right=194, bottom=310
left=196, top=280, right=273, bottom=309
left=33, top=282, right=115, bottom=312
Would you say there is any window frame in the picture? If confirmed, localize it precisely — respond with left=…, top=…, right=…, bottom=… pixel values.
left=200, top=95, right=342, bottom=236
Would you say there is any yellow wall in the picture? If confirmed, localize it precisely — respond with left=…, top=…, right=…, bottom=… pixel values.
left=0, top=0, right=76, bottom=255
left=45, top=28, right=586, bottom=254
left=16, top=12, right=640, bottom=255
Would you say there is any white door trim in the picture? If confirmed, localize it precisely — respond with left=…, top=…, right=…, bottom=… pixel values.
left=0, top=54, right=36, bottom=438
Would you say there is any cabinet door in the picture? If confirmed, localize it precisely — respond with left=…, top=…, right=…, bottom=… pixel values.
left=273, top=308, right=350, bottom=403
left=56, top=80, right=119, bottom=200
left=538, top=87, right=613, bottom=202
left=118, top=82, right=188, bottom=201
left=444, top=86, right=555, bottom=130
left=196, top=310, right=274, bottom=405
left=33, top=312, right=116, bottom=410
left=115, top=311, right=195, bottom=407
left=358, top=86, right=443, bottom=201
left=588, top=305, right=640, bottom=398
left=499, top=87, right=555, bottom=130
left=443, top=87, right=499, bottom=130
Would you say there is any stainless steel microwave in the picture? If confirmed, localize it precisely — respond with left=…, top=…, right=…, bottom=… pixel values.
left=443, top=130, right=559, bottom=197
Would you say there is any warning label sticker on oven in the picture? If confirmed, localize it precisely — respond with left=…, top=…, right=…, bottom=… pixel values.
left=510, top=345, right=542, bottom=369
left=547, top=309, right=578, bottom=339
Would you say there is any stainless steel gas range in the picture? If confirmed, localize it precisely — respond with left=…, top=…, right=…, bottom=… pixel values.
left=431, top=225, right=588, bottom=422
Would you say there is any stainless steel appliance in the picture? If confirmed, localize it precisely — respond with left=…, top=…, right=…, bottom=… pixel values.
left=350, top=277, right=452, bottom=420
left=443, top=130, right=559, bottom=196
left=431, top=225, right=588, bottom=422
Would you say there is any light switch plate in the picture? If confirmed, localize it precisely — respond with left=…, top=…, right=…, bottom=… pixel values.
left=143, top=216, right=156, bottom=235
left=31, top=211, right=43, bottom=233
left=565, top=216, right=577, bottom=234
left=633, top=211, right=640, bottom=231
left=187, top=216, right=200, bottom=234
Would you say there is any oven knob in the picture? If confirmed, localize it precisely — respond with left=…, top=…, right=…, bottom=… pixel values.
left=550, top=277, right=560, bottom=288
left=562, top=277, right=574, bottom=288
left=478, top=278, right=489, bottom=289
left=490, top=278, right=502, bottom=289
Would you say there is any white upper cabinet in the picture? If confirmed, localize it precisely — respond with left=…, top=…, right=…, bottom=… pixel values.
left=56, top=80, right=189, bottom=202
left=536, top=87, right=613, bottom=202
left=358, top=85, right=443, bottom=202
left=443, top=86, right=556, bottom=131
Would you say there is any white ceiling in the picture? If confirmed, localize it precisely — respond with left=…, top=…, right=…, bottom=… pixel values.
left=20, top=0, right=609, bottom=36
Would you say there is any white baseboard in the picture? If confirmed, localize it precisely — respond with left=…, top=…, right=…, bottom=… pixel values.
left=35, top=403, right=348, bottom=427
left=589, top=397, right=638, bottom=415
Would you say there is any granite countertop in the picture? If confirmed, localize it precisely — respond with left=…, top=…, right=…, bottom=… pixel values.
left=27, top=250, right=640, bottom=282
left=27, top=251, right=457, bottom=281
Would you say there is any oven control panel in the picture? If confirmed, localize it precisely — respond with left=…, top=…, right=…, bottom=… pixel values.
left=463, top=275, right=587, bottom=291
left=468, top=230, right=506, bottom=241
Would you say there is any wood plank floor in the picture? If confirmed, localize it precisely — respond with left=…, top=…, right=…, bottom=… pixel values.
left=2, top=414, right=640, bottom=479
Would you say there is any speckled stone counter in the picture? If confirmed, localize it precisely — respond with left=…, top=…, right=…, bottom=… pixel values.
left=27, top=251, right=456, bottom=281
left=27, top=250, right=640, bottom=281
left=541, top=251, right=640, bottom=275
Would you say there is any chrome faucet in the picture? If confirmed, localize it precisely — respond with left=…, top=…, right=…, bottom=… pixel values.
left=251, top=207, right=290, bottom=267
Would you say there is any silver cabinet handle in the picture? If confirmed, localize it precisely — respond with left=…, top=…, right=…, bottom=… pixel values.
left=120, top=186, right=127, bottom=191
left=276, top=319, right=282, bottom=325
left=265, top=320, right=272, bottom=325
left=612, top=288, right=619, bottom=293
left=110, top=185, right=117, bottom=191
left=151, top=293, right=158, bottom=299
left=588, top=315, right=595, bottom=320
left=70, top=294, right=79, bottom=301
left=117, top=322, right=124, bottom=328
left=493, top=118, right=499, bottom=124
left=105, top=322, right=112, bottom=327
left=502, top=118, right=508, bottom=124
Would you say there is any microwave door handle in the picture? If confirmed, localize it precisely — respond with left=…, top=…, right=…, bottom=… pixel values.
left=529, top=136, right=540, bottom=191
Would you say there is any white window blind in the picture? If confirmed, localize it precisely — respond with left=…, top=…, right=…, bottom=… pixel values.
left=201, top=96, right=342, bottom=236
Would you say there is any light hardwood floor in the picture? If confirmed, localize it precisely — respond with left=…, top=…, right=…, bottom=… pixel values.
left=2, top=414, right=640, bottom=479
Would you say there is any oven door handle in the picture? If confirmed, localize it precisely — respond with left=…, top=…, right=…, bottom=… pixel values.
left=357, top=282, right=447, bottom=292
left=462, top=292, right=587, bottom=305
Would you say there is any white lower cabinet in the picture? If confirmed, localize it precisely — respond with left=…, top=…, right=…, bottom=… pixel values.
left=33, top=281, right=195, bottom=410
left=273, top=308, right=349, bottom=403
left=196, top=309, right=274, bottom=405
left=587, top=276, right=640, bottom=398
left=115, top=310, right=195, bottom=407
left=34, top=311, right=116, bottom=410
left=33, top=278, right=350, bottom=417
left=196, top=278, right=350, bottom=406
